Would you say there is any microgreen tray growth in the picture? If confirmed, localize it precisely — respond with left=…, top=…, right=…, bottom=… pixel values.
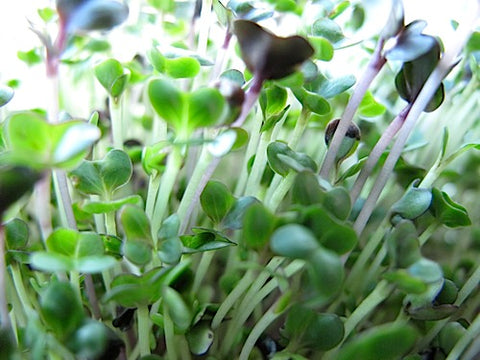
left=1, top=0, right=480, bottom=359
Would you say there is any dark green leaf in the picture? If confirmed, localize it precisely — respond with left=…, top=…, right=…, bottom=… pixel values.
left=200, top=181, right=235, bottom=224
left=267, top=141, right=317, bottom=177
left=291, top=171, right=325, bottom=206
left=338, top=323, right=417, bottom=360
left=120, top=205, right=152, bottom=243
left=222, top=196, right=260, bottom=230
left=307, top=247, right=344, bottom=298
left=40, top=281, right=84, bottom=337
left=158, top=214, right=180, bottom=240
left=163, top=287, right=192, bottom=332
left=242, top=202, right=275, bottom=250
left=386, top=20, right=437, bottom=61
left=323, top=187, right=351, bottom=221
left=391, top=181, right=432, bottom=222
left=181, top=228, right=235, bottom=253
left=315, top=74, right=356, bottom=99
left=430, top=188, right=471, bottom=227
left=386, top=220, right=421, bottom=268
left=158, top=237, right=182, bottom=264
left=186, top=323, right=214, bottom=355
left=270, top=224, right=319, bottom=259
left=5, top=218, right=29, bottom=250
left=438, top=322, right=466, bottom=354
left=123, top=240, right=152, bottom=266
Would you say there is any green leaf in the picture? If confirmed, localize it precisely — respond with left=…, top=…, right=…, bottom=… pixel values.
left=338, top=323, right=417, bottom=360
left=303, top=206, right=357, bottom=255
left=158, top=237, right=182, bottom=264
left=336, top=157, right=367, bottom=182
left=163, top=287, right=192, bottom=332
left=270, top=224, right=319, bottom=259
left=40, top=281, right=84, bottom=338
left=307, top=247, right=344, bottom=298
left=312, top=18, right=344, bottom=43
left=188, top=87, right=225, bottom=129
left=94, top=58, right=129, bottom=98
left=358, top=91, right=386, bottom=117
left=386, top=21, right=437, bottom=61
left=261, top=85, right=288, bottom=117
left=284, top=306, right=344, bottom=350
left=82, top=195, right=142, bottom=214
left=123, top=240, right=152, bottom=266
left=242, top=202, right=275, bottom=250
left=148, top=78, right=185, bottom=129
left=309, top=36, right=334, bottom=61
left=438, top=322, right=466, bottom=354
left=222, top=196, right=260, bottom=230
left=181, top=228, right=235, bottom=253
left=186, top=323, right=214, bottom=355
left=200, top=181, right=235, bottom=224
left=430, top=188, right=471, bottom=227
left=46, top=228, right=79, bottom=256
left=17, top=49, right=42, bottom=66
left=5, top=218, right=29, bottom=250
left=293, top=88, right=330, bottom=115
left=0, top=85, right=14, bottom=107
left=386, top=220, right=422, bottom=268
left=158, top=214, right=180, bottom=240
left=165, top=57, right=201, bottom=78
left=120, top=205, right=152, bottom=243
left=323, top=187, right=351, bottom=221
left=314, top=73, right=356, bottom=99
left=408, top=258, right=443, bottom=284
left=384, top=270, right=428, bottom=294
left=291, top=171, right=325, bottom=206
left=76, top=255, right=117, bottom=273
left=267, top=141, right=317, bottom=177
left=391, top=181, right=432, bottom=222
left=30, top=252, right=73, bottom=272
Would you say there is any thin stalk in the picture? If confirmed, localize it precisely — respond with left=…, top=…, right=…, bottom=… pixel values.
left=210, top=29, right=233, bottom=82
left=350, top=104, right=412, bottom=205
left=265, top=171, right=296, bottom=212
left=137, top=305, right=151, bottom=357
left=353, top=28, right=474, bottom=236
left=35, top=175, right=52, bottom=241
left=231, top=75, right=264, bottom=128
left=109, top=96, right=124, bottom=149
left=9, top=264, right=34, bottom=314
left=320, top=39, right=386, bottom=180
left=151, top=148, right=183, bottom=243
left=163, top=303, right=178, bottom=360
left=211, top=269, right=255, bottom=330
left=197, top=0, right=212, bottom=57
left=244, top=129, right=272, bottom=197
left=52, top=170, right=77, bottom=229
left=446, top=312, right=480, bottom=360
left=324, top=280, right=392, bottom=360
left=238, top=303, right=282, bottom=360
left=0, top=225, right=10, bottom=329
left=191, top=251, right=215, bottom=295
left=145, top=172, right=161, bottom=220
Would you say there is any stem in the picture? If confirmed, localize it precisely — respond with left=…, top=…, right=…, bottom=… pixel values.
left=145, top=172, right=161, bottom=221
left=238, top=303, right=281, bottom=360
left=0, top=225, right=10, bottom=329
left=35, top=175, right=52, bottom=241
left=192, top=251, right=215, bottom=295
left=210, top=29, right=233, bottom=82
left=446, top=312, right=480, bottom=360
left=265, top=172, right=296, bottom=212
left=9, top=264, right=34, bottom=314
left=109, top=96, right=124, bottom=149
left=324, top=280, right=392, bottom=360
left=320, top=39, right=386, bottom=180
left=163, top=303, right=178, bottom=360
left=52, top=170, right=77, bottom=229
left=244, top=129, right=272, bottom=197
left=197, top=0, right=212, bottom=56
left=151, top=148, right=183, bottom=243
left=211, top=269, right=255, bottom=330
left=350, top=104, right=412, bottom=204
left=105, top=210, right=117, bottom=236
left=231, top=75, right=264, bottom=128
left=137, top=305, right=151, bottom=357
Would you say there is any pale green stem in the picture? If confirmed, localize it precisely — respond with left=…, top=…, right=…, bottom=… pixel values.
left=163, top=303, right=178, bottom=360
left=137, top=305, right=151, bottom=357
left=145, top=172, right=161, bottom=221
left=151, top=148, right=183, bottom=243
left=105, top=210, right=117, bottom=236
left=0, top=225, right=10, bottom=329
left=211, top=269, right=255, bottom=330
left=197, top=0, right=212, bottom=56
left=324, top=280, right=392, bottom=360
left=234, top=112, right=263, bottom=196
left=238, top=303, right=282, bottom=360
left=35, top=175, right=52, bottom=241
left=244, top=129, right=272, bottom=197
left=9, top=264, right=34, bottom=314
left=265, top=172, right=296, bottom=212
left=110, top=96, right=124, bottom=149
left=69, top=270, right=81, bottom=300
left=353, top=7, right=479, bottom=236
left=192, top=251, right=215, bottom=295
left=446, top=312, right=480, bottom=360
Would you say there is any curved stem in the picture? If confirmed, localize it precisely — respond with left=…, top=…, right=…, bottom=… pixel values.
left=350, top=104, right=412, bottom=205
left=0, top=225, right=10, bottom=329
left=320, top=39, right=386, bottom=180
left=265, top=171, right=296, bottom=212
